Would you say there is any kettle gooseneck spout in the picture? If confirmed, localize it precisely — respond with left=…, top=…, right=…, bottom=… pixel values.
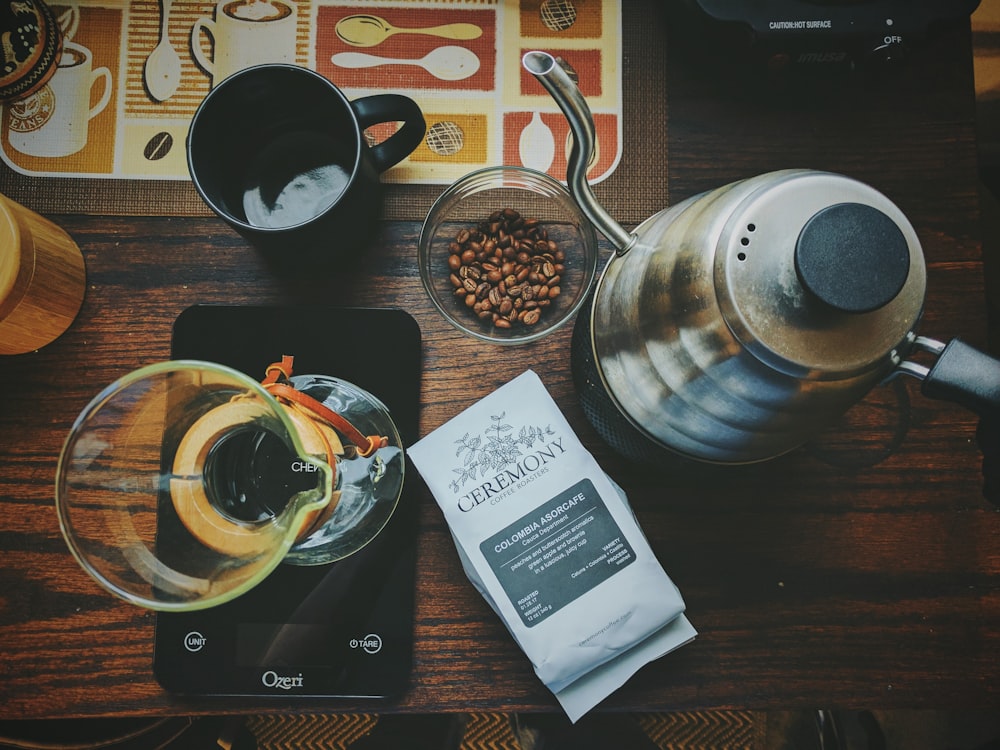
left=522, top=51, right=637, bottom=254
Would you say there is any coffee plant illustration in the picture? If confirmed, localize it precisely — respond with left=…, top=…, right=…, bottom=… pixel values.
left=450, top=412, right=554, bottom=492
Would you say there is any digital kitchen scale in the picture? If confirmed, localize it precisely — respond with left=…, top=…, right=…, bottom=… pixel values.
left=153, top=305, right=421, bottom=698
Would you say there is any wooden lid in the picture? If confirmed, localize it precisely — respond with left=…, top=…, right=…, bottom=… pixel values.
left=0, top=197, right=32, bottom=317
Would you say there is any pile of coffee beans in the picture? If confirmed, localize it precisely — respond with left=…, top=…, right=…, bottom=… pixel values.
left=447, top=208, right=565, bottom=330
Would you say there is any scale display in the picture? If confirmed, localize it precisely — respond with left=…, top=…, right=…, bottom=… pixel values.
left=153, top=305, right=421, bottom=698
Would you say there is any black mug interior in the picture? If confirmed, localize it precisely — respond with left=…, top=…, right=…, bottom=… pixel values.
left=188, top=65, right=362, bottom=231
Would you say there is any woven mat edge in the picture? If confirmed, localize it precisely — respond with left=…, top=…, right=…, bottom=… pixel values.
left=245, top=711, right=762, bottom=750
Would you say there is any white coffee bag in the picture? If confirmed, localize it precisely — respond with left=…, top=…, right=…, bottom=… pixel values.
left=407, top=370, right=695, bottom=720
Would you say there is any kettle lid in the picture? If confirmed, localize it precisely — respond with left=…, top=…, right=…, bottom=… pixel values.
left=716, top=171, right=926, bottom=377
left=795, top=202, right=911, bottom=314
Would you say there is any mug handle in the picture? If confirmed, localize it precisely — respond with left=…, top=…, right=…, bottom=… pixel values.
left=89, top=67, right=112, bottom=120
left=351, top=94, right=426, bottom=174
left=191, top=18, right=215, bottom=76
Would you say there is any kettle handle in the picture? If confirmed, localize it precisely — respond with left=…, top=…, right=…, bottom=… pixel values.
left=899, top=337, right=1000, bottom=418
left=898, top=337, right=1000, bottom=506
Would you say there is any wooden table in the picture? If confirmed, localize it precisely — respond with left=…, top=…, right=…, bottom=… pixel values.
left=1, top=12, right=998, bottom=720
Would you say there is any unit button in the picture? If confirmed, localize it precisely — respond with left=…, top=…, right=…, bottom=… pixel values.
left=183, top=631, right=208, bottom=653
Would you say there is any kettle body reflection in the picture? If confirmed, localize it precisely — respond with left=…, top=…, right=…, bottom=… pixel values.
left=523, top=50, right=1000, bottom=465
left=55, top=357, right=404, bottom=610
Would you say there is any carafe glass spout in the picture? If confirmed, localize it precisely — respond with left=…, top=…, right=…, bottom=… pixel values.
left=522, top=51, right=636, bottom=253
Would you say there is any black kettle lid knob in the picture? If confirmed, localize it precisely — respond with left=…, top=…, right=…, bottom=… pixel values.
left=794, top=202, right=911, bottom=314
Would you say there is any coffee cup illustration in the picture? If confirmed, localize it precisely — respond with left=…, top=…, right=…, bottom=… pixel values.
left=7, top=41, right=111, bottom=158
left=191, top=0, right=298, bottom=86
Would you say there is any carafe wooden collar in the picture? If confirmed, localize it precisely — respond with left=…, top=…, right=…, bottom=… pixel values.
left=171, top=356, right=388, bottom=557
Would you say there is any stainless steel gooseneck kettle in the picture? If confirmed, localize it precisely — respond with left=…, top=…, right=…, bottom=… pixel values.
left=524, top=51, right=1000, bottom=465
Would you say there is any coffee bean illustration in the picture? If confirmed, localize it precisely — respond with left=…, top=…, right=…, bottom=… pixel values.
left=143, top=131, right=173, bottom=161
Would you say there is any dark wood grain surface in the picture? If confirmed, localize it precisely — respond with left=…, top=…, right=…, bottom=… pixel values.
left=1, top=11, right=998, bottom=720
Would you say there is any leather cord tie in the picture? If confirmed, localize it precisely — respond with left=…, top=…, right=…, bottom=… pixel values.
left=260, top=355, right=388, bottom=458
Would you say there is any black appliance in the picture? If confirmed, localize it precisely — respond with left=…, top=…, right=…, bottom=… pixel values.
left=674, top=0, right=981, bottom=71
left=153, top=305, right=421, bottom=698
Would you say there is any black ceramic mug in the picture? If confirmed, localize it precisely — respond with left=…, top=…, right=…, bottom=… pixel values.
left=187, top=64, right=425, bottom=259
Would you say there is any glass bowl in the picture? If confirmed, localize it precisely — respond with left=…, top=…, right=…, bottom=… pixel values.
left=419, top=166, right=598, bottom=345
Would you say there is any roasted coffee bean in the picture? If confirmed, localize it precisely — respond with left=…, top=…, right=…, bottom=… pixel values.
left=445, top=207, right=570, bottom=332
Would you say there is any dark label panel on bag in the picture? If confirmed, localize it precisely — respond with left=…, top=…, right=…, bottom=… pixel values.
left=480, top=478, right=636, bottom=627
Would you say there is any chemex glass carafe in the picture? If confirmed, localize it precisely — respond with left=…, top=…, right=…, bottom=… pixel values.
left=55, top=356, right=404, bottom=611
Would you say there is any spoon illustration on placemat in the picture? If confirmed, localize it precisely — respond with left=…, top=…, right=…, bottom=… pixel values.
left=336, top=14, right=482, bottom=46
left=144, top=0, right=181, bottom=101
left=331, top=46, right=480, bottom=81
left=519, top=112, right=555, bottom=172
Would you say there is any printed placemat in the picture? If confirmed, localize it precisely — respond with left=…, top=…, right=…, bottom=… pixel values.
left=0, top=0, right=666, bottom=222
left=0, top=0, right=636, bottom=217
